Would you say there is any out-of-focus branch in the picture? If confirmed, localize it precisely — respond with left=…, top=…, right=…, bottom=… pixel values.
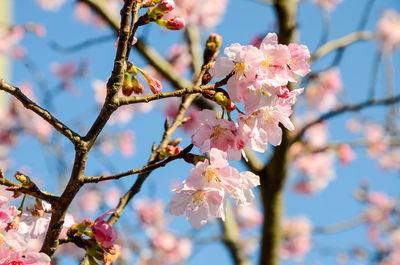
left=185, top=25, right=202, bottom=76
left=310, top=31, right=373, bottom=63
left=313, top=215, right=365, bottom=234
left=0, top=170, right=59, bottom=204
left=83, top=144, right=193, bottom=183
left=243, top=148, right=263, bottom=174
left=0, top=79, right=82, bottom=146
left=220, top=203, right=252, bottom=265
left=291, top=94, right=400, bottom=144
left=49, top=34, right=115, bottom=53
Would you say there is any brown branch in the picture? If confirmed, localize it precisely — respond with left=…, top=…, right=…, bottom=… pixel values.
left=0, top=79, right=82, bottom=145
left=309, top=31, right=373, bottom=63
left=0, top=170, right=59, bottom=204
left=291, top=94, right=400, bottom=145
left=83, top=144, right=193, bottom=183
left=40, top=0, right=142, bottom=258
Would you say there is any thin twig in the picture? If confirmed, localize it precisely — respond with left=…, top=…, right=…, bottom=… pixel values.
left=0, top=79, right=82, bottom=145
left=84, top=144, right=193, bottom=183
left=309, top=31, right=373, bottom=63
left=292, top=94, right=400, bottom=144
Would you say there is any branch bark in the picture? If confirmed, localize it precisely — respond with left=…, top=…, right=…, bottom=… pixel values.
left=0, top=79, right=82, bottom=146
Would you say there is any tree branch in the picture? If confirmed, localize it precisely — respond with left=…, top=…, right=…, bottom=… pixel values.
left=291, top=94, right=400, bottom=144
left=309, top=31, right=373, bottom=63
left=0, top=170, right=59, bottom=204
left=0, top=79, right=82, bottom=146
left=83, top=144, right=193, bottom=183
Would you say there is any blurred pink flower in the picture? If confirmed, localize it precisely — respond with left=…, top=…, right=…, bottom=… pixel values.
left=280, top=216, right=312, bottom=259
left=35, top=0, right=66, bottom=11
left=377, top=9, right=400, bottom=51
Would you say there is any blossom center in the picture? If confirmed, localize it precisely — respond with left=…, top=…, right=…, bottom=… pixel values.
left=203, top=166, right=221, bottom=183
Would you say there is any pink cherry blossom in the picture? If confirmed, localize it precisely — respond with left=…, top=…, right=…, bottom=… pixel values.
left=280, top=216, right=311, bottom=259
left=337, top=144, right=356, bottom=165
left=35, top=0, right=66, bottom=11
left=133, top=198, right=166, bottom=229
left=166, top=0, right=228, bottom=28
left=151, top=232, right=192, bottom=264
left=234, top=204, right=263, bottom=229
left=310, top=0, right=343, bottom=11
left=170, top=184, right=226, bottom=229
left=377, top=9, right=400, bottom=51
left=93, top=209, right=118, bottom=248
left=191, top=109, right=242, bottom=160
left=305, top=68, right=342, bottom=112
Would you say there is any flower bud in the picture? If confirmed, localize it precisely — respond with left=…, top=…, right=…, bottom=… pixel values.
left=165, top=17, right=185, bottom=30
left=138, top=68, right=162, bottom=94
left=213, top=91, right=236, bottom=112
left=122, top=73, right=134, bottom=96
left=131, top=75, right=144, bottom=94
left=14, top=172, right=32, bottom=188
left=157, top=0, right=175, bottom=13
left=204, top=33, right=222, bottom=64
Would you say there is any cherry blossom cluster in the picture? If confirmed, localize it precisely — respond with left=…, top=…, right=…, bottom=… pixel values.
left=169, top=33, right=311, bottom=228
left=139, top=0, right=185, bottom=31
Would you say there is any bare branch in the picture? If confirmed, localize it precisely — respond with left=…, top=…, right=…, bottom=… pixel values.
left=0, top=170, right=59, bottom=204
left=291, top=94, right=400, bottom=144
left=0, top=79, right=82, bottom=145
left=83, top=144, right=194, bottom=183
left=309, top=31, right=373, bottom=63
left=313, top=215, right=365, bottom=234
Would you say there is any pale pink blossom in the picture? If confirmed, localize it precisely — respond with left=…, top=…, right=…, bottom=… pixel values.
left=191, top=109, right=242, bottom=160
left=166, top=0, right=228, bottom=28
left=310, top=0, right=343, bottom=11
left=280, top=216, right=312, bottom=259
left=78, top=187, right=101, bottom=215
left=234, top=204, right=263, bottom=229
left=3, top=229, right=51, bottom=265
left=377, top=10, right=400, bottom=51
left=118, top=130, right=136, bottom=157
left=364, top=122, right=388, bottom=157
left=305, top=68, right=342, bottom=112
left=170, top=184, right=226, bottom=229
left=35, top=0, right=66, bottom=11
left=105, top=187, right=122, bottom=208
left=379, top=149, right=400, bottom=170
left=151, top=232, right=192, bottom=264
left=133, top=199, right=166, bottom=229
left=337, top=144, right=356, bottom=165
left=292, top=150, right=335, bottom=194
left=93, top=209, right=118, bottom=248
left=0, top=26, right=25, bottom=57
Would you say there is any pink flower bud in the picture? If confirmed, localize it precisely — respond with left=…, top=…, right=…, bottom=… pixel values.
left=93, top=221, right=118, bottom=248
left=166, top=17, right=185, bottom=30
left=158, top=0, right=175, bottom=13
left=140, top=70, right=162, bottom=94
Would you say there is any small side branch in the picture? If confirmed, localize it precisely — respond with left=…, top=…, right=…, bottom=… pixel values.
left=84, top=144, right=193, bottom=183
left=292, top=94, right=400, bottom=144
left=0, top=170, right=59, bottom=204
left=310, top=31, right=373, bottom=63
left=313, top=215, right=365, bottom=234
left=0, top=79, right=82, bottom=145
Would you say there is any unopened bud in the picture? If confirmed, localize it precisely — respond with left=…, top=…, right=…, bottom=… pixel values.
left=157, top=0, right=175, bottom=13
left=131, top=76, right=144, bottom=94
left=165, top=17, right=185, bottom=30
left=213, top=91, right=236, bottom=112
left=14, top=172, right=32, bottom=187
left=204, top=33, right=222, bottom=63
left=122, top=73, right=134, bottom=96
left=138, top=68, right=162, bottom=94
